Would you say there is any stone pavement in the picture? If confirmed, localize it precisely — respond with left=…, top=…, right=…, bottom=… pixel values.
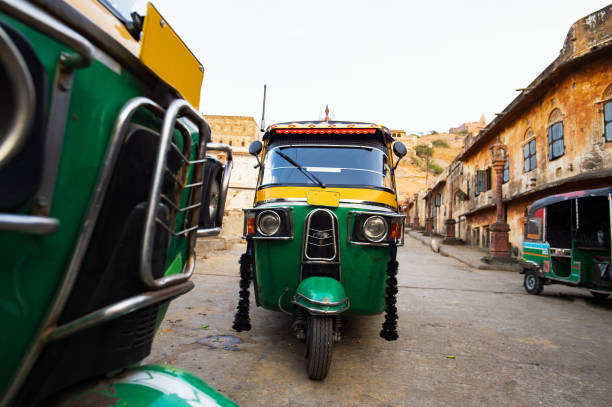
left=407, top=229, right=521, bottom=272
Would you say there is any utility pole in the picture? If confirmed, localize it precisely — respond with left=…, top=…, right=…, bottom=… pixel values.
left=260, top=84, right=267, bottom=132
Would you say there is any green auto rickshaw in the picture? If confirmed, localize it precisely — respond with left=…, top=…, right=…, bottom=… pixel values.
left=0, top=1, right=236, bottom=405
left=233, top=120, right=407, bottom=380
left=521, top=187, right=612, bottom=299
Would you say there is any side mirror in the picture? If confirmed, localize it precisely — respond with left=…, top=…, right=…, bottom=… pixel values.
left=249, top=140, right=262, bottom=156
left=249, top=140, right=263, bottom=168
left=392, top=141, right=407, bottom=170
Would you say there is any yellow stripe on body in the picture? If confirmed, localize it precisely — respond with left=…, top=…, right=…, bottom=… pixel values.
left=256, top=186, right=398, bottom=209
left=523, top=251, right=549, bottom=258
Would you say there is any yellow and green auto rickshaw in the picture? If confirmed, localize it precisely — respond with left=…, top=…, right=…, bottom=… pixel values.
left=0, top=1, right=235, bottom=405
left=521, top=187, right=612, bottom=299
left=233, top=120, right=407, bottom=380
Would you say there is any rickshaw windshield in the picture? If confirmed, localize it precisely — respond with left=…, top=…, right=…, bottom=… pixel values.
left=261, top=146, right=393, bottom=189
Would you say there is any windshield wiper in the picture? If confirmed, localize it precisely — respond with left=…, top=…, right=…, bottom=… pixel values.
left=275, top=150, right=326, bottom=188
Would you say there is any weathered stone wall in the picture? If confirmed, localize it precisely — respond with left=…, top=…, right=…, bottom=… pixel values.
left=411, top=5, right=612, bottom=256
left=205, top=115, right=261, bottom=153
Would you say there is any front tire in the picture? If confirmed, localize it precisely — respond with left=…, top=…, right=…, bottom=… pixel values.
left=524, top=270, right=544, bottom=295
left=306, top=315, right=333, bottom=380
left=199, top=159, right=222, bottom=228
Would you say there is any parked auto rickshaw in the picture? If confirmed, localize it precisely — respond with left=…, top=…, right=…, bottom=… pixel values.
left=0, top=1, right=236, bottom=406
left=521, top=187, right=612, bottom=299
left=234, top=120, right=407, bottom=380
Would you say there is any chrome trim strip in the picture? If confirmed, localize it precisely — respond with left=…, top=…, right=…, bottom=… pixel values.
left=0, top=0, right=94, bottom=69
left=32, top=59, right=75, bottom=216
left=0, top=97, right=166, bottom=407
left=255, top=198, right=307, bottom=206
left=0, top=24, right=35, bottom=169
left=339, top=199, right=397, bottom=211
left=295, top=292, right=348, bottom=307
left=291, top=297, right=350, bottom=315
left=303, top=208, right=338, bottom=262
left=141, top=99, right=207, bottom=290
left=47, top=281, right=194, bottom=342
left=0, top=214, right=59, bottom=234
left=196, top=227, right=221, bottom=237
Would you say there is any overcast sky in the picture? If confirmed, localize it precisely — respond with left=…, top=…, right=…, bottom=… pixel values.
left=152, top=0, right=609, bottom=134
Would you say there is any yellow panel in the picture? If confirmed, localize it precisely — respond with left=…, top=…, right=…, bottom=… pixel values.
left=139, top=3, right=203, bottom=107
left=307, top=190, right=340, bottom=207
left=65, top=0, right=140, bottom=56
left=256, top=186, right=398, bottom=209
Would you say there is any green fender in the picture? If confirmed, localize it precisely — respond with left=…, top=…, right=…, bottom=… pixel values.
left=54, top=365, right=238, bottom=406
left=292, top=276, right=350, bottom=315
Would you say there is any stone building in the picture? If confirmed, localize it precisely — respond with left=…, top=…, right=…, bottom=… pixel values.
left=448, top=115, right=487, bottom=136
left=391, top=129, right=418, bottom=149
left=204, top=115, right=262, bottom=214
left=204, top=115, right=261, bottom=152
left=409, top=5, right=612, bottom=256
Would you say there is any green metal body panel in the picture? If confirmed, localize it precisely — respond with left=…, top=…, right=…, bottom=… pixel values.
left=0, top=14, right=195, bottom=398
left=253, top=204, right=391, bottom=315
left=522, top=241, right=612, bottom=293
left=294, top=276, right=348, bottom=314
left=56, top=365, right=238, bottom=407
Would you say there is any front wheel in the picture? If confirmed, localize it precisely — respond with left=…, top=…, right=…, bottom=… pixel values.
left=306, top=315, right=333, bottom=380
left=524, top=270, right=544, bottom=295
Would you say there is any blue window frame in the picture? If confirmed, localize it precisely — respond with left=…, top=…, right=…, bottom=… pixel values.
left=548, top=122, right=564, bottom=160
left=523, top=139, right=536, bottom=172
left=605, top=101, right=612, bottom=142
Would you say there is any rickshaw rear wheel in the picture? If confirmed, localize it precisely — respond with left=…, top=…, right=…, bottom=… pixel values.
left=523, top=270, right=543, bottom=295
left=590, top=291, right=610, bottom=300
left=306, top=315, right=333, bottom=380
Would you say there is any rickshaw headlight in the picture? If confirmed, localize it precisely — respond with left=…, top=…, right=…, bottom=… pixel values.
left=362, top=216, right=388, bottom=242
left=257, top=210, right=281, bottom=236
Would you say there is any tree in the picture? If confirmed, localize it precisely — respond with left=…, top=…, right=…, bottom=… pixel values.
left=415, top=144, right=434, bottom=159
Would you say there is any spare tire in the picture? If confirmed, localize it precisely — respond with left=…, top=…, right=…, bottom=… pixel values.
left=199, top=157, right=223, bottom=229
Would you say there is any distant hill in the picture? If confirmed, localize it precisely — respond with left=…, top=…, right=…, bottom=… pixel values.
left=395, top=132, right=465, bottom=204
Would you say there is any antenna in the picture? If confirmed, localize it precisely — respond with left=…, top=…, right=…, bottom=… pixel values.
left=260, top=84, right=267, bottom=132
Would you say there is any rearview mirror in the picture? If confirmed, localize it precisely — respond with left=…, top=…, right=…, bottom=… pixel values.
left=393, top=141, right=407, bottom=158
left=249, top=140, right=262, bottom=156
left=249, top=140, right=263, bottom=168
left=392, top=141, right=407, bottom=170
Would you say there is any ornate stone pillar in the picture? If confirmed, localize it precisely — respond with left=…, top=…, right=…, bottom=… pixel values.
left=489, top=139, right=510, bottom=258
left=444, top=218, right=456, bottom=239
left=425, top=217, right=433, bottom=235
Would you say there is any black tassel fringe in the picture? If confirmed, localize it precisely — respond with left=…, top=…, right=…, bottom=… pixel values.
left=380, top=244, right=399, bottom=341
left=232, top=239, right=253, bottom=332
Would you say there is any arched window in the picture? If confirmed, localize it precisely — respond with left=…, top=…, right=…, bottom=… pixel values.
left=547, top=109, right=564, bottom=160
left=603, top=84, right=612, bottom=142
left=523, top=128, right=536, bottom=172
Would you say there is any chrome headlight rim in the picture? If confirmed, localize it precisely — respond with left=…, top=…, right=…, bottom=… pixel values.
left=362, top=215, right=388, bottom=242
left=256, top=210, right=281, bottom=236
